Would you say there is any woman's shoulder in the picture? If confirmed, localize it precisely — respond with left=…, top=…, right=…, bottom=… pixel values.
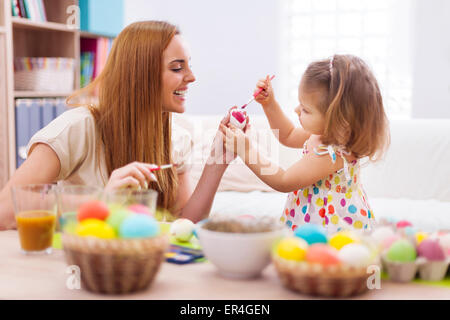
left=41, top=106, right=95, bottom=137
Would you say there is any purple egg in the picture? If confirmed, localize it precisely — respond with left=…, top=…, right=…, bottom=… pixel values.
left=417, top=239, right=446, bottom=261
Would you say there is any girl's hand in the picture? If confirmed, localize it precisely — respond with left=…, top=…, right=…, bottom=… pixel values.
left=220, top=123, right=252, bottom=159
left=105, top=162, right=158, bottom=191
left=209, top=107, right=250, bottom=164
left=254, top=75, right=275, bottom=107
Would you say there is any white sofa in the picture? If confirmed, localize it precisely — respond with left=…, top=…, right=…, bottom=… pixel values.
left=175, top=114, right=450, bottom=232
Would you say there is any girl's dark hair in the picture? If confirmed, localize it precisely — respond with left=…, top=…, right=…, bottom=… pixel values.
left=302, top=54, right=390, bottom=160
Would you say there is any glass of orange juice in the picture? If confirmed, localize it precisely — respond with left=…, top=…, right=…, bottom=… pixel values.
left=11, top=184, right=57, bottom=255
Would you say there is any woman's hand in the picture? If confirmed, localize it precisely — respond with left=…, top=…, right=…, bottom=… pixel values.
left=209, top=106, right=250, bottom=165
left=105, top=162, right=158, bottom=191
left=254, top=75, right=275, bottom=107
left=220, top=123, right=252, bottom=160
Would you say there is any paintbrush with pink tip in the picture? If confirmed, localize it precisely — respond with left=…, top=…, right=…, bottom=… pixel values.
left=149, top=164, right=177, bottom=172
left=229, top=75, right=275, bottom=129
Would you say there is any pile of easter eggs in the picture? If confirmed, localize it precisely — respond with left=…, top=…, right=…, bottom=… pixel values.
left=272, top=224, right=379, bottom=297
left=63, top=200, right=161, bottom=239
left=275, top=224, right=377, bottom=268
left=371, top=219, right=450, bottom=282
left=61, top=200, right=169, bottom=295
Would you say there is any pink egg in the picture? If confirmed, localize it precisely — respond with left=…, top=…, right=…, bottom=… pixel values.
left=306, top=244, right=341, bottom=266
left=128, top=204, right=152, bottom=216
left=396, top=220, right=412, bottom=229
left=382, top=234, right=401, bottom=250
left=231, top=110, right=246, bottom=123
left=417, top=239, right=446, bottom=261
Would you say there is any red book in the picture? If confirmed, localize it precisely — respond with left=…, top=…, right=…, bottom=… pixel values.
left=81, top=38, right=99, bottom=78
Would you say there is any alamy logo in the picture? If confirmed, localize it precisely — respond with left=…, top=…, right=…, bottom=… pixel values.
left=66, top=5, right=80, bottom=29
left=66, top=265, right=81, bottom=290
left=367, top=265, right=381, bottom=290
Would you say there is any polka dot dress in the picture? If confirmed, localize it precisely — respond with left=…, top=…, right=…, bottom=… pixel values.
left=280, top=141, right=376, bottom=234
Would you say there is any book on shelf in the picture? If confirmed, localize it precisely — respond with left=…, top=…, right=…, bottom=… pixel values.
left=80, top=52, right=95, bottom=88
left=12, top=0, right=47, bottom=22
left=14, top=98, right=67, bottom=167
left=11, top=0, right=20, bottom=17
left=80, top=37, right=114, bottom=86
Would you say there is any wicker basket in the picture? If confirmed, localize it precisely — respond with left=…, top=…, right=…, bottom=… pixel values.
left=62, top=234, right=169, bottom=294
left=14, top=57, right=75, bottom=92
left=272, top=254, right=375, bottom=297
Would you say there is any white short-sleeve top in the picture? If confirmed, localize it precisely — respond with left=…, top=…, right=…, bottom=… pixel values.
left=26, top=107, right=193, bottom=187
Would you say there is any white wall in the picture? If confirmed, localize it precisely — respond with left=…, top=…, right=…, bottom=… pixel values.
left=125, top=0, right=280, bottom=115
left=124, top=0, right=450, bottom=119
left=412, top=0, right=450, bottom=118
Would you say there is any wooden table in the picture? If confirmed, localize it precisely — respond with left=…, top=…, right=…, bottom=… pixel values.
left=1, top=231, right=449, bottom=300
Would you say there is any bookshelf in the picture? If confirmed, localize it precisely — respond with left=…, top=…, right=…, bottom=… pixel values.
left=0, top=0, right=118, bottom=187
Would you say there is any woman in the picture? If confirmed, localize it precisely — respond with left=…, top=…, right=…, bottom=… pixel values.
left=0, top=21, right=244, bottom=230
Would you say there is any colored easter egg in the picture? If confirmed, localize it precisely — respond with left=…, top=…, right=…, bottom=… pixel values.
left=276, top=237, right=308, bottom=261
left=294, top=224, right=328, bottom=245
left=106, top=209, right=132, bottom=233
left=386, top=239, right=416, bottom=262
left=329, top=232, right=358, bottom=250
left=170, top=218, right=195, bottom=242
left=75, top=218, right=116, bottom=239
left=338, top=244, right=373, bottom=267
left=371, top=227, right=395, bottom=246
left=417, top=239, right=446, bottom=261
left=229, top=109, right=247, bottom=130
left=128, top=204, right=152, bottom=215
left=119, top=214, right=160, bottom=238
left=78, top=200, right=110, bottom=221
left=306, top=244, right=340, bottom=266
left=415, top=232, right=428, bottom=245
left=396, top=220, right=412, bottom=229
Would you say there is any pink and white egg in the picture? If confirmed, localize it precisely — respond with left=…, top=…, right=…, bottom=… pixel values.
left=229, top=109, right=247, bottom=130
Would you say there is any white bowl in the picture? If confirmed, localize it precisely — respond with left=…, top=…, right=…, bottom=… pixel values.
left=196, top=225, right=284, bottom=279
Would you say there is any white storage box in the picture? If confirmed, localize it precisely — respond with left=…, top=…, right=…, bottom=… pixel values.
left=14, top=57, right=75, bottom=92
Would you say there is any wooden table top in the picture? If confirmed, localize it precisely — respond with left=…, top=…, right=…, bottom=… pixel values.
left=1, top=231, right=449, bottom=300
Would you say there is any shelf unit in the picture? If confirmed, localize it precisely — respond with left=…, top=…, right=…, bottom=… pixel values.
left=0, top=0, right=115, bottom=187
left=12, top=16, right=76, bottom=32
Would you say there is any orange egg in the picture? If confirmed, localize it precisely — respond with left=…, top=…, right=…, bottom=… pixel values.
left=306, top=244, right=341, bottom=266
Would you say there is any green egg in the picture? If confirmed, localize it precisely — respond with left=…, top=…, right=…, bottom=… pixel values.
left=106, top=209, right=131, bottom=233
left=386, top=239, right=417, bottom=262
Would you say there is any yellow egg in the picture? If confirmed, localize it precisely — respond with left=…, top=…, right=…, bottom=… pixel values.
left=75, top=218, right=116, bottom=239
left=415, top=232, right=428, bottom=245
left=329, top=232, right=358, bottom=250
left=276, top=237, right=308, bottom=261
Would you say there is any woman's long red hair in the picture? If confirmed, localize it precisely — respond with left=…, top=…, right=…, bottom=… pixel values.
left=67, top=21, right=179, bottom=212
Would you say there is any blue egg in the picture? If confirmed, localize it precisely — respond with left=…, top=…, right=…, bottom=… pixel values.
left=119, top=214, right=160, bottom=238
left=294, top=224, right=328, bottom=245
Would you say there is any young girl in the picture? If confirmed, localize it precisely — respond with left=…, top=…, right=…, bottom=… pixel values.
left=222, top=54, right=389, bottom=234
